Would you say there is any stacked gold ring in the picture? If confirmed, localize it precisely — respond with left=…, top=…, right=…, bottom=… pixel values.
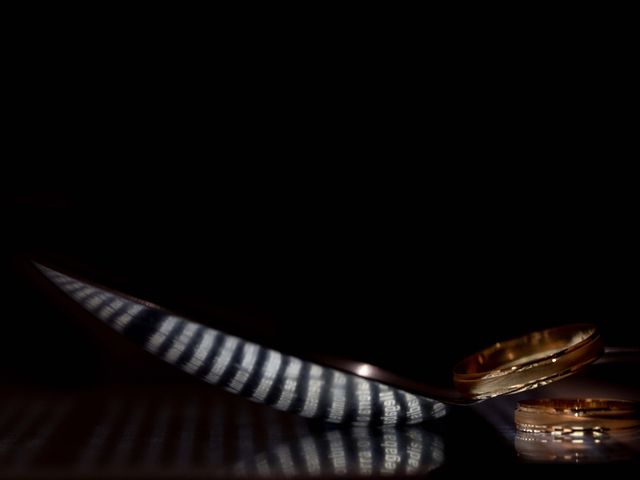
left=453, top=324, right=604, bottom=400
left=515, top=398, right=640, bottom=433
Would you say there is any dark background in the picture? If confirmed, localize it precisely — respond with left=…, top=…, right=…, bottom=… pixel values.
left=1, top=14, right=638, bottom=478
left=1, top=185, right=638, bottom=479
left=2, top=190, right=638, bottom=389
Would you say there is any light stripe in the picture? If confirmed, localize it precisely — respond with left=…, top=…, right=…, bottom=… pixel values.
left=431, top=402, right=447, bottom=418
left=205, top=336, right=239, bottom=384
left=96, top=298, right=125, bottom=321
left=402, top=392, right=424, bottom=424
left=84, top=292, right=110, bottom=311
left=255, top=452, right=272, bottom=477
left=405, top=429, right=425, bottom=473
left=300, top=365, right=324, bottom=418
left=301, top=436, right=321, bottom=475
left=251, top=350, right=282, bottom=401
left=54, top=277, right=79, bottom=287
left=273, top=358, right=302, bottom=411
left=327, top=430, right=347, bottom=475
left=274, top=444, right=295, bottom=477
left=145, top=316, right=179, bottom=353
left=43, top=271, right=65, bottom=282
left=327, top=371, right=347, bottom=423
left=164, top=322, right=198, bottom=363
left=354, top=427, right=373, bottom=475
left=112, top=304, right=143, bottom=331
left=182, top=329, right=217, bottom=374
left=61, top=282, right=84, bottom=292
left=227, top=343, right=259, bottom=393
left=379, top=386, right=401, bottom=426
left=354, top=378, right=372, bottom=425
left=71, top=287, right=95, bottom=301
left=380, top=430, right=401, bottom=474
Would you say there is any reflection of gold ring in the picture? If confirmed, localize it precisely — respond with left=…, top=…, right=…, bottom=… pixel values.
left=515, top=399, right=640, bottom=433
left=515, top=428, right=640, bottom=463
left=453, top=324, right=603, bottom=399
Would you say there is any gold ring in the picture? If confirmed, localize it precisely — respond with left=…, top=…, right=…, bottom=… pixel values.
left=515, top=398, right=640, bottom=433
left=453, top=324, right=603, bottom=399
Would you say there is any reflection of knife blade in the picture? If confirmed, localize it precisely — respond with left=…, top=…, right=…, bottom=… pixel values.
left=0, top=389, right=446, bottom=477
left=597, top=346, right=640, bottom=364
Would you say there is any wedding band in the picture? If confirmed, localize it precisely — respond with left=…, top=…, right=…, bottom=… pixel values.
left=515, top=399, right=640, bottom=433
left=453, top=324, right=603, bottom=399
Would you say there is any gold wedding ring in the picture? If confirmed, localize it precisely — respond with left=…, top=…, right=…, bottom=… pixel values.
left=515, top=399, right=640, bottom=433
left=453, top=324, right=604, bottom=400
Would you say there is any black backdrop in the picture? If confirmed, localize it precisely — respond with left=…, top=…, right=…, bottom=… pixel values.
left=2, top=190, right=638, bottom=389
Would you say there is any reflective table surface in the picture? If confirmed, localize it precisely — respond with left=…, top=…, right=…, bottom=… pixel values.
left=1, top=359, right=638, bottom=479
left=0, top=386, right=445, bottom=479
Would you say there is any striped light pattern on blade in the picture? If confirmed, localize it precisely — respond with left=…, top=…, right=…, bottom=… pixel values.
left=37, top=264, right=446, bottom=426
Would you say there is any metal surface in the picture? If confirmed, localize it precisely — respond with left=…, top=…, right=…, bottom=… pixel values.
left=36, top=264, right=447, bottom=426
